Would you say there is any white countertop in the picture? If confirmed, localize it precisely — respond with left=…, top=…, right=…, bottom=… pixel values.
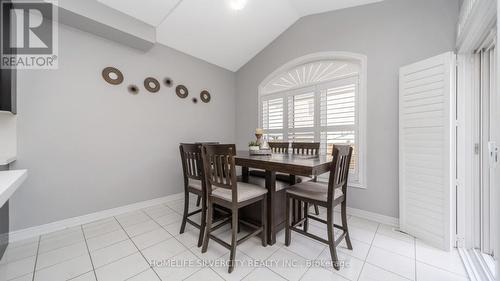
left=0, top=170, right=27, bottom=207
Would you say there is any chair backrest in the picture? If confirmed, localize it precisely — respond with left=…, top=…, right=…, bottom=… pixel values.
left=327, top=145, right=353, bottom=202
left=268, top=142, right=289, bottom=153
left=291, top=142, right=320, bottom=155
left=201, top=144, right=238, bottom=201
left=179, top=143, right=204, bottom=185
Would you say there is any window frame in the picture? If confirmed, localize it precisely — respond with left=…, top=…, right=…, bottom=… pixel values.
left=258, top=52, right=367, bottom=189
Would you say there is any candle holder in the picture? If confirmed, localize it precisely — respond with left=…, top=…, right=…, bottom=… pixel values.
left=255, top=133, right=262, bottom=145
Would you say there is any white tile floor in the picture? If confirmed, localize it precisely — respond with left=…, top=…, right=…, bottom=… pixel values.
left=0, top=196, right=470, bottom=281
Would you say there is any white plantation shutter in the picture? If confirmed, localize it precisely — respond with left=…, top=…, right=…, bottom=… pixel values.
left=259, top=59, right=366, bottom=188
left=262, top=98, right=284, bottom=131
left=399, top=52, right=455, bottom=251
left=319, top=78, right=359, bottom=180
left=289, top=92, right=315, bottom=129
left=288, top=92, right=315, bottom=143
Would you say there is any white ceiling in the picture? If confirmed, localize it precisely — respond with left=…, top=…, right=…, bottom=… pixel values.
left=97, top=0, right=383, bottom=71
left=97, top=0, right=181, bottom=26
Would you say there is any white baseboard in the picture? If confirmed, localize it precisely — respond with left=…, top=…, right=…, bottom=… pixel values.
left=8, top=192, right=184, bottom=242
left=346, top=207, right=399, bottom=227
left=7, top=193, right=398, bottom=242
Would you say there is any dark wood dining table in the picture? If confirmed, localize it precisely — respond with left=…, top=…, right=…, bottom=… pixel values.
left=235, top=151, right=333, bottom=245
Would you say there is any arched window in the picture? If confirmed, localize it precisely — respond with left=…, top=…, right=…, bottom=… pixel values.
left=258, top=52, right=367, bottom=188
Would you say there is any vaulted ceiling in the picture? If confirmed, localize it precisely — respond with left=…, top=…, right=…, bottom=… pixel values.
left=96, top=0, right=383, bottom=71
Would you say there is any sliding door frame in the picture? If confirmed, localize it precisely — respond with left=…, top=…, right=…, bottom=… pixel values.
left=456, top=30, right=498, bottom=281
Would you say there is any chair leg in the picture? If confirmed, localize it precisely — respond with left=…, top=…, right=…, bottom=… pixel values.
left=285, top=196, right=291, bottom=246
left=228, top=208, right=238, bottom=273
left=314, top=204, right=320, bottom=215
left=237, top=209, right=241, bottom=234
left=201, top=198, right=213, bottom=253
left=180, top=191, right=189, bottom=234
left=327, top=207, right=340, bottom=270
left=341, top=200, right=353, bottom=250
left=303, top=202, right=309, bottom=232
left=197, top=194, right=206, bottom=247
left=261, top=195, right=267, bottom=247
left=196, top=195, right=201, bottom=207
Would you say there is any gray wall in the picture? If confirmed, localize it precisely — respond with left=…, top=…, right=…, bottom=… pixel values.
left=235, top=0, right=459, bottom=218
left=10, top=24, right=236, bottom=230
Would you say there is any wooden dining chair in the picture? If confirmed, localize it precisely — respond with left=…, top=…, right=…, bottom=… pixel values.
left=291, top=142, right=320, bottom=156
left=268, top=142, right=290, bottom=153
left=291, top=142, right=321, bottom=215
left=285, top=145, right=353, bottom=270
left=179, top=143, right=208, bottom=247
left=248, top=142, right=290, bottom=180
left=201, top=144, right=268, bottom=273
left=194, top=142, right=219, bottom=207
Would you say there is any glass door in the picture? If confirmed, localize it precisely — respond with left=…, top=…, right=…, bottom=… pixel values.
left=476, top=36, right=497, bottom=278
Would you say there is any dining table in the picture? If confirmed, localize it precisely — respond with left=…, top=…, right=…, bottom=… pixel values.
left=235, top=151, right=333, bottom=245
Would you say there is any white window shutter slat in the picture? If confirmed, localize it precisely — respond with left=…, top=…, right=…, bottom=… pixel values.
left=262, top=98, right=284, bottom=130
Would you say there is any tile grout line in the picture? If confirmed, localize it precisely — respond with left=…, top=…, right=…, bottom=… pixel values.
left=0, top=241, right=40, bottom=266
left=80, top=225, right=99, bottom=281
left=361, top=247, right=416, bottom=280
left=365, top=263, right=413, bottom=281
left=241, top=238, right=283, bottom=280
left=33, top=229, right=85, bottom=256
left=414, top=237, right=417, bottom=281
left=239, top=268, right=257, bottom=281
left=355, top=223, right=380, bottom=281
left=368, top=225, right=461, bottom=281
left=300, top=219, right=368, bottom=281
left=416, top=258, right=470, bottom=278
left=266, top=247, right=305, bottom=281
left=297, top=233, right=331, bottom=281
left=142, top=207, right=232, bottom=281
left=140, top=209, right=212, bottom=281
left=113, top=216, right=164, bottom=281
left=124, top=267, right=153, bottom=281
left=30, top=235, right=41, bottom=281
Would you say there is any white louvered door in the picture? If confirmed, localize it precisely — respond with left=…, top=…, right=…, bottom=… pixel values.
left=399, top=52, right=456, bottom=251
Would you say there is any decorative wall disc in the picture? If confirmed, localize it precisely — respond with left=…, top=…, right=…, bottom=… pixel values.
left=102, top=67, right=124, bottom=85
left=176, top=85, right=189, bottom=98
left=164, top=77, right=173, bottom=87
left=200, top=90, right=211, bottom=103
left=128, top=84, right=139, bottom=95
left=144, top=77, right=160, bottom=93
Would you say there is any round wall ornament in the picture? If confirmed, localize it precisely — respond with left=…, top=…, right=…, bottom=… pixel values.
left=144, top=77, right=160, bottom=93
left=102, top=67, right=124, bottom=85
left=200, top=90, right=211, bottom=103
left=176, top=85, right=189, bottom=98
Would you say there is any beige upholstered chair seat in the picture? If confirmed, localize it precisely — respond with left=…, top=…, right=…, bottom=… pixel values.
left=212, top=182, right=268, bottom=202
left=286, top=181, right=343, bottom=202
left=188, top=179, right=203, bottom=190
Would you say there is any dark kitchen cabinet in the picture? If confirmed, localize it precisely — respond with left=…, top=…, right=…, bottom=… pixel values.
left=0, top=67, right=16, bottom=114
left=0, top=0, right=16, bottom=114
